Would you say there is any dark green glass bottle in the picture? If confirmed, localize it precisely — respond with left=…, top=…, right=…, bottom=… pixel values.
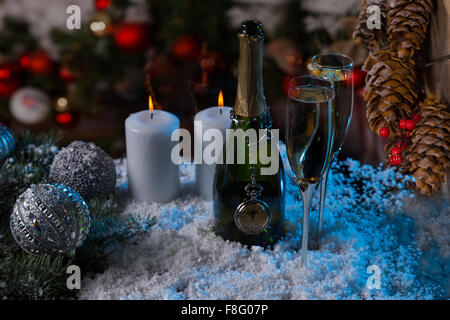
left=213, top=21, right=285, bottom=247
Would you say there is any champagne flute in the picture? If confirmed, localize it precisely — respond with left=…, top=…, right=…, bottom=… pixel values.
left=285, top=75, right=335, bottom=266
left=309, top=54, right=354, bottom=246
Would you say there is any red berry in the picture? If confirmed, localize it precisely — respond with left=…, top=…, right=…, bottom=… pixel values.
left=379, top=127, right=390, bottom=138
left=412, top=114, right=421, bottom=124
left=404, top=119, right=415, bottom=131
left=399, top=119, right=408, bottom=129
left=397, top=141, right=408, bottom=151
left=390, top=154, right=403, bottom=166
left=405, top=131, right=411, bottom=138
left=391, top=147, right=401, bottom=156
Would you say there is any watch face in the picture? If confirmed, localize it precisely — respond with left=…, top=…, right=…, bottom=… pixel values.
left=234, top=199, right=271, bottom=235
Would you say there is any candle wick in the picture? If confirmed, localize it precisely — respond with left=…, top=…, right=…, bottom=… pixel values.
left=219, top=108, right=223, bottom=115
left=151, top=112, right=154, bottom=120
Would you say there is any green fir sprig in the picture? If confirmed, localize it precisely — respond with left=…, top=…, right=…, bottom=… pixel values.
left=0, top=132, right=156, bottom=299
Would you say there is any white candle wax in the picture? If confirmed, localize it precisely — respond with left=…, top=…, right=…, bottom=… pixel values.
left=194, top=106, right=232, bottom=199
left=125, top=109, right=180, bottom=202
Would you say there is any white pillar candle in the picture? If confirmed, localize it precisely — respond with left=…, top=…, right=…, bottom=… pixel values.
left=125, top=109, right=180, bottom=203
left=194, top=106, right=232, bottom=199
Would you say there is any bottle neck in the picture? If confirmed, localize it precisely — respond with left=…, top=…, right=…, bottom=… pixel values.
left=234, top=33, right=268, bottom=118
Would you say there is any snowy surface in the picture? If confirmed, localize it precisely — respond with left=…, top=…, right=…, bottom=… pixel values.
left=79, top=145, right=449, bottom=300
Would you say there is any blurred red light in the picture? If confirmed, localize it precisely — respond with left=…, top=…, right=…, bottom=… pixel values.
left=56, top=113, right=73, bottom=125
left=96, top=0, right=111, bottom=10
left=20, top=55, right=31, bottom=68
left=0, top=69, right=10, bottom=79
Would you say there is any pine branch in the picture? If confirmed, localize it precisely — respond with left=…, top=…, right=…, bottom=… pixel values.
left=0, top=132, right=157, bottom=299
left=0, top=253, right=73, bottom=300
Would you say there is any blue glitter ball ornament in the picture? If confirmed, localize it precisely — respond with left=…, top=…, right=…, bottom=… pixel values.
left=10, top=183, right=91, bottom=255
left=0, top=124, right=15, bottom=161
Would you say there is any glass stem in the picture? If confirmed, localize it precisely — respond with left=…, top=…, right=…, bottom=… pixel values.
left=299, top=181, right=319, bottom=267
left=318, top=167, right=330, bottom=246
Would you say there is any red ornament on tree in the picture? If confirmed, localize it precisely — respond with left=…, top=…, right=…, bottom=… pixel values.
left=56, top=112, right=75, bottom=127
left=29, top=51, right=54, bottom=75
left=346, top=67, right=366, bottom=89
left=282, top=75, right=295, bottom=96
left=20, top=53, right=32, bottom=70
left=171, top=35, right=201, bottom=61
left=379, top=127, right=390, bottom=138
left=114, top=23, right=149, bottom=52
left=59, top=67, right=76, bottom=82
left=0, top=62, right=21, bottom=98
left=96, top=0, right=110, bottom=10
left=390, top=154, right=403, bottom=166
left=412, top=114, right=421, bottom=124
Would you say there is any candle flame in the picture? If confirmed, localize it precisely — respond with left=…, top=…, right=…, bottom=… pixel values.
left=148, top=96, right=154, bottom=112
left=218, top=90, right=224, bottom=107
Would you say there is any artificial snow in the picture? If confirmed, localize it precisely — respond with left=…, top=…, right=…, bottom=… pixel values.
left=79, top=145, right=449, bottom=300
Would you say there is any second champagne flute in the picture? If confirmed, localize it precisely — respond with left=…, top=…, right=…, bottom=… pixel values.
left=309, top=53, right=354, bottom=245
left=285, top=75, right=335, bottom=266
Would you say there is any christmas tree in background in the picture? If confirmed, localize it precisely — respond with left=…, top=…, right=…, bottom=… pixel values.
left=0, top=0, right=350, bottom=155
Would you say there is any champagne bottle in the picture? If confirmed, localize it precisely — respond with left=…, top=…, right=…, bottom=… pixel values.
left=213, top=20, right=285, bottom=247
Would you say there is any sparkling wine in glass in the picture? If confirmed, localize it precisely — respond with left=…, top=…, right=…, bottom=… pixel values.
left=309, top=54, right=354, bottom=245
left=286, top=75, right=335, bottom=266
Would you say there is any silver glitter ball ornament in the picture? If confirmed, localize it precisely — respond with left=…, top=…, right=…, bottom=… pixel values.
left=49, top=141, right=116, bottom=200
left=0, top=124, right=15, bottom=161
left=10, top=183, right=91, bottom=255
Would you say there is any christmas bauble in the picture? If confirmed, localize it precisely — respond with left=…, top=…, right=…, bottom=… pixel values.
left=345, top=67, right=366, bottom=89
left=56, top=112, right=77, bottom=127
left=9, top=87, right=51, bottom=125
left=0, top=80, right=20, bottom=98
left=19, top=53, right=32, bottom=70
left=96, top=0, right=110, bottom=10
left=10, top=183, right=91, bottom=255
left=114, top=23, right=149, bottom=52
left=171, top=35, right=201, bottom=61
left=49, top=141, right=116, bottom=200
left=282, top=75, right=295, bottom=96
left=0, top=62, right=21, bottom=98
left=0, top=124, right=16, bottom=161
left=59, top=67, right=76, bottom=82
left=29, top=51, right=54, bottom=75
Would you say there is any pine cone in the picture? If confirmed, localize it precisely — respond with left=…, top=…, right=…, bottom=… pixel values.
left=387, top=0, right=433, bottom=59
left=409, top=95, right=450, bottom=195
left=362, top=49, right=418, bottom=137
left=353, top=0, right=388, bottom=49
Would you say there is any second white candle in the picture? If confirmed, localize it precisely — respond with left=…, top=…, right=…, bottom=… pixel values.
left=194, top=106, right=232, bottom=199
